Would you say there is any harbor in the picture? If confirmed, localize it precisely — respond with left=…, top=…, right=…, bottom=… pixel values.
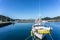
left=0, top=15, right=60, bottom=40
left=0, top=0, right=60, bottom=40
left=0, top=22, right=59, bottom=40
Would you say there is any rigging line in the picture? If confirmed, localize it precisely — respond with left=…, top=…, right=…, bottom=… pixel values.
left=33, top=36, right=36, bottom=40
left=49, top=33, right=53, bottom=40
left=25, top=36, right=32, bottom=40
left=38, top=0, right=42, bottom=17
left=32, top=36, right=34, bottom=40
left=39, top=0, right=40, bottom=13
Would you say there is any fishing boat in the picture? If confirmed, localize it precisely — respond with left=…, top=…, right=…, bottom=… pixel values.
left=31, top=17, right=52, bottom=40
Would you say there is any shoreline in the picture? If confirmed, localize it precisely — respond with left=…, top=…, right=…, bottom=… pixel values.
left=0, top=22, right=14, bottom=27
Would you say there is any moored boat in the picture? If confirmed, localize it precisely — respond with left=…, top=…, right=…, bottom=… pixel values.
left=31, top=17, right=52, bottom=40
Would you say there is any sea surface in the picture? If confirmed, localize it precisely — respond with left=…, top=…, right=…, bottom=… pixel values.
left=0, top=22, right=60, bottom=40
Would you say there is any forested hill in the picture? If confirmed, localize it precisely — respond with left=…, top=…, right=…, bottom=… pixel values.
left=0, top=15, right=14, bottom=22
left=42, top=16, right=60, bottom=20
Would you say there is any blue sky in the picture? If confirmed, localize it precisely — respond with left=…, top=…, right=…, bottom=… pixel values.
left=0, top=0, right=60, bottom=19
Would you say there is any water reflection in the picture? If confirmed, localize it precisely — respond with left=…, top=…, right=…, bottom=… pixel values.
left=42, top=36, right=47, bottom=40
left=0, top=23, right=13, bottom=27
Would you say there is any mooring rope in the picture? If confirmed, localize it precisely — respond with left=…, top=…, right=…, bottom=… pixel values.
left=25, top=36, right=32, bottom=40
left=49, top=33, right=53, bottom=40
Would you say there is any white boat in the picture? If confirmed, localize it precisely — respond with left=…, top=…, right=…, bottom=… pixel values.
left=31, top=17, right=52, bottom=40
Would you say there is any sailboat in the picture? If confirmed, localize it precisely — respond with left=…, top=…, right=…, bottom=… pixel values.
left=31, top=17, right=52, bottom=40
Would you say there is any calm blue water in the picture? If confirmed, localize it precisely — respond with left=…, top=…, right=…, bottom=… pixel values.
left=0, top=22, right=60, bottom=40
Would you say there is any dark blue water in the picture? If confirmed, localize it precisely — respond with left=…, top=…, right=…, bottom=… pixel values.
left=0, top=22, right=60, bottom=40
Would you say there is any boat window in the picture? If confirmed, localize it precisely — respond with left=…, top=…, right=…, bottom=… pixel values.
left=34, top=25, right=43, bottom=27
left=34, top=24, right=49, bottom=27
